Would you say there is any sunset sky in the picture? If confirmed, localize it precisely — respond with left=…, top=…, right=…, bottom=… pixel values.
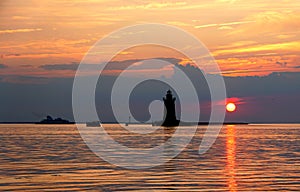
left=0, top=0, right=300, bottom=122
left=1, top=0, right=300, bottom=77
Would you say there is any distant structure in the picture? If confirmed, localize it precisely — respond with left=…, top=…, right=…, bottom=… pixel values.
left=152, top=90, right=249, bottom=126
left=125, top=116, right=131, bottom=126
left=162, top=90, right=179, bottom=127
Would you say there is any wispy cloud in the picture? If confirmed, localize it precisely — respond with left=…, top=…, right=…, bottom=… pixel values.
left=0, top=75, right=50, bottom=84
left=39, top=58, right=182, bottom=72
left=11, top=16, right=31, bottom=20
left=276, top=61, right=287, bottom=67
left=217, top=41, right=257, bottom=50
left=0, top=28, right=42, bottom=35
left=40, top=63, right=80, bottom=71
left=1, top=0, right=300, bottom=78
left=167, top=21, right=191, bottom=27
left=194, top=20, right=254, bottom=29
left=214, top=41, right=300, bottom=56
left=229, top=11, right=300, bottom=36
left=215, top=0, right=238, bottom=3
left=107, top=2, right=187, bottom=10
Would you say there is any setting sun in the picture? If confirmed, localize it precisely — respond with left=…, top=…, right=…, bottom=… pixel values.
left=226, top=103, right=236, bottom=112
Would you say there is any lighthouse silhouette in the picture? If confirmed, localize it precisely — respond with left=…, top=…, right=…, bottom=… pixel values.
left=162, top=90, right=179, bottom=127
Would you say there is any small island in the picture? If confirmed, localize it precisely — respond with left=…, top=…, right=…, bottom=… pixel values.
left=36, top=115, right=74, bottom=124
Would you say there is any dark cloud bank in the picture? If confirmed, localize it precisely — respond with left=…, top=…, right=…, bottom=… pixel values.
left=1, top=59, right=300, bottom=123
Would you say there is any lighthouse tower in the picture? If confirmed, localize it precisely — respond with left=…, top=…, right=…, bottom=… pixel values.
left=162, top=90, right=179, bottom=127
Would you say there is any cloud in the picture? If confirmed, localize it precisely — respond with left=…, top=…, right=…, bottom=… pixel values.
left=229, top=11, right=300, bottom=36
left=1, top=66, right=300, bottom=122
left=252, top=11, right=300, bottom=31
left=217, top=41, right=257, bottom=50
left=215, top=0, right=237, bottom=3
left=5, top=53, right=21, bottom=57
left=194, top=20, right=254, bottom=29
left=167, top=21, right=191, bottom=27
left=20, top=64, right=33, bottom=68
left=39, top=58, right=182, bottom=72
left=0, top=28, right=42, bottom=35
left=40, top=63, right=80, bottom=71
left=215, top=53, right=300, bottom=76
left=0, top=75, right=50, bottom=84
left=0, top=64, right=8, bottom=69
left=107, top=1, right=187, bottom=10
left=276, top=34, right=296, bottom=39
left=276, top=61, right=287, bottom=67
left=214, top=41, right=300, bottom=56
left=12, top=16, right=31, bottom=20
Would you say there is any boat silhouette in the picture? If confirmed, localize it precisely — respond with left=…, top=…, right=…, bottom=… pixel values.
left=86, top=121, right=101, bottom=127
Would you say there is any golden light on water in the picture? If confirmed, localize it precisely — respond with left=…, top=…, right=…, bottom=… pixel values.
left=226, top=125, right=237, bottom=192
left=0, top=124, right=299, bottom=190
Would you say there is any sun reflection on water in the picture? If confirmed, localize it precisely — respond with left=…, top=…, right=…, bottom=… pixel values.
left=226, top=125, right=237, bottom=192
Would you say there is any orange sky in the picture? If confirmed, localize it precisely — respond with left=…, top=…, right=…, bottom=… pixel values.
left=0, top=0, right=300, bottom=77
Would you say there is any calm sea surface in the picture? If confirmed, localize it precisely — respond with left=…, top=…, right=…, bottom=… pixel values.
left=0, top=124, right=299, bottom=191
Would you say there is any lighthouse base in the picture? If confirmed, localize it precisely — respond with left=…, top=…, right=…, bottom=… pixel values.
left=161, top=119, right=180, bottom=127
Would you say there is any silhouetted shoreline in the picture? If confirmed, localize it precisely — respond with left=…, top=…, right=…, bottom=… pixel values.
left=1, top=121, right=300, bottom=125
left=36, top=116, right=74, bottom=124
left=0, top=121, right=248, bottom=125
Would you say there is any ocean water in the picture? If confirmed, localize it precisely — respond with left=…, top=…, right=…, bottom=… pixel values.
left=0, top=124, right=299, bottom=191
